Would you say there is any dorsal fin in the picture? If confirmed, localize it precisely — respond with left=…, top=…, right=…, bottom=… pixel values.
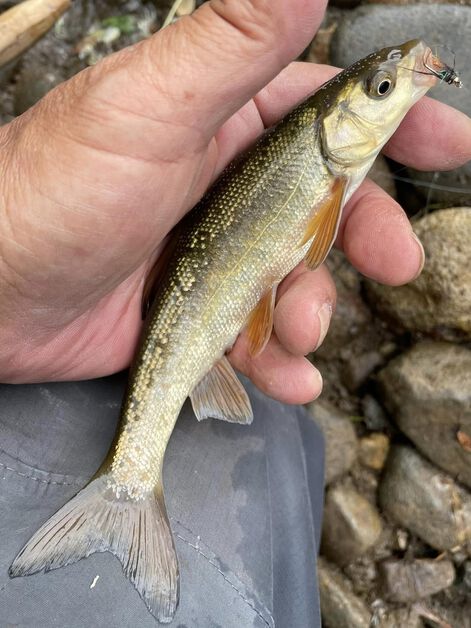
left=301, top=177, right=347, bottom=270
left=246, top=284, right=277, bottom=357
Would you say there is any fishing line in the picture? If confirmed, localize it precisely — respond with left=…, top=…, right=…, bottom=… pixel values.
left=395, top=46, right=462, bottom=87
left=374, top=170, right=471, bottom=194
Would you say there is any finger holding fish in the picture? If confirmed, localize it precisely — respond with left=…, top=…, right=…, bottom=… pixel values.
left=274, top=265, right=336, bottom=356
left=337, top=178, right=425, bottom=285
left=228, top=264, right=335, bottom=404
left=228, top=334, right=324, bottom=405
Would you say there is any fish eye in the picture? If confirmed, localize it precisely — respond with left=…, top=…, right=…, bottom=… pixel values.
left=378, top=78, right=392, bottom=95
left=365, top=70, right=396, bottom=99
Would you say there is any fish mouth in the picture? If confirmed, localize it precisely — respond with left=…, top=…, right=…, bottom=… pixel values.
left=411, top=42, right=462, bottom=89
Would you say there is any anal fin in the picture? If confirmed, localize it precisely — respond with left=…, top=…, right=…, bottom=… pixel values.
left=301, top=177, right=347, bottom=270
left=190, top=356, right=253, bottom=424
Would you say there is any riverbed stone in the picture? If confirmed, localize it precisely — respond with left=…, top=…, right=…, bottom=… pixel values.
left=317, top=251, right=372, bottom=360
left=321, top=483, right=383, bottom=565
left=380, top=446, right=471, bottom=553
left=368, top=208, right=471, bottom=341
left=359, top=433, right=390, bottom=471
left=379, top=558, right=455, bottom=602
left=368, top=155, right=397, bottom=199
left=307, top=399, right=358, bottom=485
left=378, top=342, right=471, bottom=488
left=318, top=557, right=371, bottom=628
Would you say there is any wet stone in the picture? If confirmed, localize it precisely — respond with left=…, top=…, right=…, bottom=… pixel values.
left=379, top=446, right=471, bottom=554
left=321, top=483, right=383, bottom=566
left=305, top=8, right=342, bottom=65
left=463, top=561, right=471, bottom=590
left=14, top=66, right=63, bottom=115
left=379, top=558, right=455, bottom=602
left=380, top=606, right=423, bottom=628
left=378, top=341, right=471, bottom=488
left=361, top=395, right=389, bottom=432
left=317, top=251, right=372, bottom=361
left=307, top=399, right=357, bottom=485
left=318, top=557, right=371, bottom=628
left=368, top=209, right=471, bottom=341
left=341, top=349, right=383, bottom=392
left=368, top=155, right=397, bottom=200
left=359, top=433, right=390, bottom=471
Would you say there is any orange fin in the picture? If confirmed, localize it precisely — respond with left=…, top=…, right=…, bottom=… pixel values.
left=190, top=356, right=253, bottom=424
left=246, top=284, right=277, bottom=357
left=301, top=178, right=347, bottom=270
left=141, top=226, right=181, bottom=319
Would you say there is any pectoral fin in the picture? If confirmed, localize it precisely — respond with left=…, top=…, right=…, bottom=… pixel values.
left=301, top=177, right=347, bottom=270
left=190, top=356, right=253, bottom=424
left=246, top=284, right=277, bottom=357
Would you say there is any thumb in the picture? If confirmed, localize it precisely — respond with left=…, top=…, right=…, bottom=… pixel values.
left=78, top=0, right=326, bottom=142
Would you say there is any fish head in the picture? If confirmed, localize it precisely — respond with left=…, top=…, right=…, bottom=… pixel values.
left=320, top=40, right=455, bottom=174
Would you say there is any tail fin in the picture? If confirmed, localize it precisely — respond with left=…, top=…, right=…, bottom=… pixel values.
left=9, top=474, right=179, bottom=624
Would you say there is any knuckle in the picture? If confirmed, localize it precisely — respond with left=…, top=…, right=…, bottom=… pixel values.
left=208, top=0, right=281, bottom=53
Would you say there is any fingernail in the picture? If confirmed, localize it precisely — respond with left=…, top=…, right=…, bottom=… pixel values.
left=312, top=367, right=323, bottom=400
left=411, top=232, right=425, bottom=279
left=314, top=302, right=332, bottom=351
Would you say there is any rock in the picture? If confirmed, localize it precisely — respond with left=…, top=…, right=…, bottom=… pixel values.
left=317, top=251, right=373, bottom=361
left=379, top=446, right=471, bottom=553
left=419, top=601, right=471, bottom=628
left=14, top=65, right=63, bottom=115
left=307, top=399, right=358, bottom=484
left=368, top=155, right=396, bottom=200
left=380, top=607, right=423, bottom=628
left=321, top=483, right=383, bottom=565
left=378, top=342, right=471, bottom=488
left=361, top=395, right=389, bottom=431
left=463, top=560, right=471, bottom=589
left=359, top=433, right=390, bottom=471
left=379, top=558, right=455, bottom=602
left=318, top=557, right=371, bottom=628
left=407, top=168, right=471, bottom=208
left=368, top=208, right=471, bottom=341
left=330, top=5, right=471, bottom=204
left=305, top=8, right=342, bottom=65
left=341, top=349, right=383, bottom=391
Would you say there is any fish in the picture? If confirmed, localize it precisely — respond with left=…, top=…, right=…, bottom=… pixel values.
left=9, top=40, right=460, bottom=623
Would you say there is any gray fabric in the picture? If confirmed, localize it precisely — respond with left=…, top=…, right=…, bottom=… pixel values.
left=0, top=373, right=324, bottom=627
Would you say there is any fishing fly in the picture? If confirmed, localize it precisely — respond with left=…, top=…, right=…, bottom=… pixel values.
left=394, top=45, right=463, bottom=88
left=423, top=47, right=462, bottom=88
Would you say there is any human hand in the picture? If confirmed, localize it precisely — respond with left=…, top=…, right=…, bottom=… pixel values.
left=0, top=0, right=470, bottom=401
